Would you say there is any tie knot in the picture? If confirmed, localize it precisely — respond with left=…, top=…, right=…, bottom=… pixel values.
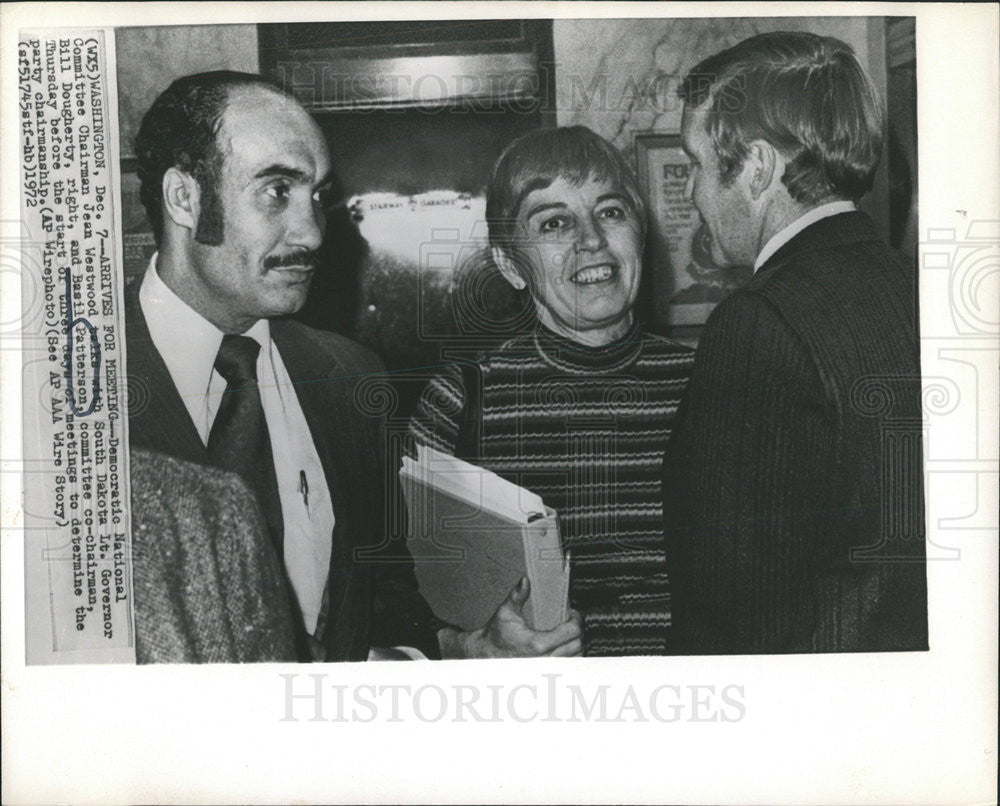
left=215, top=334, right=261, bottom=385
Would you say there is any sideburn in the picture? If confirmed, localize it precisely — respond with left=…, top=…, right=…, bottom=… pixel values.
left=193, top=165, right=225, bottom=246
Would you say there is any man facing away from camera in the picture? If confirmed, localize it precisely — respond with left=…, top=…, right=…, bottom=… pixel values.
left=126, top=70, right=582, bottom=662
left=662, top=32, right=928, bottom=654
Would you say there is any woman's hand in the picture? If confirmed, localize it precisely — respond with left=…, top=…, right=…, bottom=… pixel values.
left=437, top=577, right=584, bottom=659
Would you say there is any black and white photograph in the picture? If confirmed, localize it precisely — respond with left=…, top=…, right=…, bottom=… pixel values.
left=2, top=3, right=997, bottom=804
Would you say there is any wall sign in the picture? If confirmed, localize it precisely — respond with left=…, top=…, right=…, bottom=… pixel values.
left=635, top=133, right=751, bottom=327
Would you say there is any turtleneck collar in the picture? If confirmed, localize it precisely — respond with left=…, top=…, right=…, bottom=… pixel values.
left=532, top=317, right=644, bottom=375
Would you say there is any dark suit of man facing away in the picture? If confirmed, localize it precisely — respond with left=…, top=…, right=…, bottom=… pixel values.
left=662, top=33, right=927, bottom=654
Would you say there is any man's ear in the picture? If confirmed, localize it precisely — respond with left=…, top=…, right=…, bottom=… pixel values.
left=162, top=167, right=200, bottom=233
left=745, top=140, right=780, bottom=200
left=491, top=246, right=526, bottom=290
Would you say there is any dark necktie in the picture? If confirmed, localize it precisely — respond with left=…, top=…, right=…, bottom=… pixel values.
left=208, top=335, right=284, bottom=551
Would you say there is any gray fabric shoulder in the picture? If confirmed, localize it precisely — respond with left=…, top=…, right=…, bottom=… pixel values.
left=131, top=447, right=248, bottom=497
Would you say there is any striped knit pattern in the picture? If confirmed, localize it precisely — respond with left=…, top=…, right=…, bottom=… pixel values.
left=409, top=320, right=694, bottom=656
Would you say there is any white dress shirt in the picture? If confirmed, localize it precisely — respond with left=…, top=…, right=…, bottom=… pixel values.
left=139, top=256, right=334, bottom=635
left=753, top=200, right=857, bottom=273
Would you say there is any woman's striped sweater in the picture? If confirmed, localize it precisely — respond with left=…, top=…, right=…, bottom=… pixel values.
left=408, top=320, right=694, bottom=655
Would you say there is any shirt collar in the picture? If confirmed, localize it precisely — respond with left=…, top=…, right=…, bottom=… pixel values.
left=139, top=253, right=270, bottom=400
left=753, top=200, right=857, bottom=273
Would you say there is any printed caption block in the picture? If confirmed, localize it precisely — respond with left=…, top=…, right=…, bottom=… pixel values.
left=19, top=29, right=134, bottom=664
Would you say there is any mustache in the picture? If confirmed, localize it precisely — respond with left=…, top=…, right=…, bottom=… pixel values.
left=264, top=250, right=321, bottom=270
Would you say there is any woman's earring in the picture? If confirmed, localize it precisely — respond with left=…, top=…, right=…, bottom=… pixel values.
left=492, top=246, right=527, bottom=291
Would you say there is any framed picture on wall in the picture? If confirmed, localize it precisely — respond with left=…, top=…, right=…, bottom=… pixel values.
left=635, top=133, right=752, bottom=327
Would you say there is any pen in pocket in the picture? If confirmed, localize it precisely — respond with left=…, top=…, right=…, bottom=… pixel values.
left=299, top=470, right=309, bottom=511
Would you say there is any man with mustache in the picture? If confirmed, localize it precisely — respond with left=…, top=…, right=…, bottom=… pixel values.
left=126, top=71, right=582, bottom=662
left=661, top=32, right=927, bottom=654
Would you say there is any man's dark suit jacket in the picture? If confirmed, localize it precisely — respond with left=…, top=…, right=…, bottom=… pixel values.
left=662, top=211, right=928, bottom=654
left=125, top=278, right=441, bottom=661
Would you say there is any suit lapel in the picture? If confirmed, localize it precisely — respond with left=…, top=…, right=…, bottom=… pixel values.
left=271, top=322, right=365, bottom=657
left=124, top=277, right=208, bottom=464
left=271, top=322, right=351, bottom=533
